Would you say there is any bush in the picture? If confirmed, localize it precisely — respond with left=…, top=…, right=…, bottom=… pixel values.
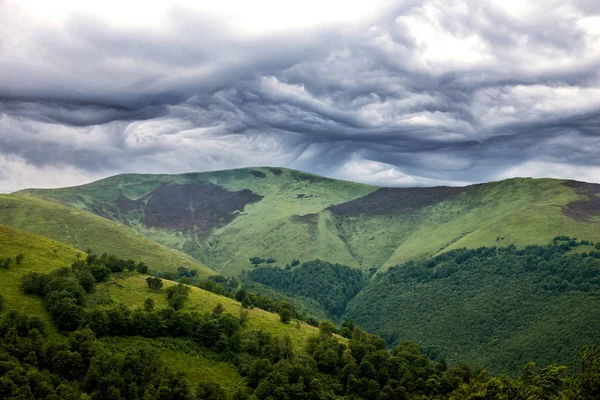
left=146, top=277, right=163, bottom=291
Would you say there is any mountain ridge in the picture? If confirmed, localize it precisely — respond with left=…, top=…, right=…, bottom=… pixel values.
left=12, top=167, right=600, bottom=275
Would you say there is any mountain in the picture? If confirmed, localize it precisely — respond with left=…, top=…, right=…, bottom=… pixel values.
left=343, top=240, right=600, bottom=373
left=2, top=228, right=597, bottom=399
left=0, top=224, right=322, bottom=396
left=0, top=194, right=215, bottom=276
left=16, top=167, right=600, bottom=275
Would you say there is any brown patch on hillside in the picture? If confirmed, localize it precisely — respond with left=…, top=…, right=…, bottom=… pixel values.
left=328, top=186, right=467, bottom=216
left=290, top=213, right=318, bottom=224
left=130, top=183, right=262, bottom=236
left=562, top=181, right=600, bottom=221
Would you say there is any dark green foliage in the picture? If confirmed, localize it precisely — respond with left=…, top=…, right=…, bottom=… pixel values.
left=249, top=257, right=266, bottom=266
left=6, top=251, right=600, bottom=399
left=22, top=268, right=88, bottom=331
left=165, top=283, right=191, bottom=310
left=345, top=242, right=600, bottom=373
left=0, top=257, right=12, bottom=268
left=195, top=381, right=227, bottom=400
left=278, top=307, right=293, bottom=324
left=212, top=303, right=225, bottom=315
left=239, top=308, right=249, bottom=326
left=0, top=310, right=197, bottom=400
left=247, top=260, right=366, bottom=318
left=144, top=297, right=155, bottom=312
left=240, top=281, right=327, bottom=323
left=14, top=253, right=23, bottom=264
left=147, top=276, right=164, bottom=291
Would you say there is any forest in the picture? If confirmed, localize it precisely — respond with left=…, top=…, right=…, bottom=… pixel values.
left=344, top=238, right=600, bottom=373
left=0, top=248, right=599, bottom=399
left=246, top=260, right=366, bottom=318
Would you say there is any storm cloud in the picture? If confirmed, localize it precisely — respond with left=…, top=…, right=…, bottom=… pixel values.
left=1, top=0, right=600, bottom=192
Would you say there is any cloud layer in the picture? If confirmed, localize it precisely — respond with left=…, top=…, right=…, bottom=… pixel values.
left=1, top=0, right=600, bottom=192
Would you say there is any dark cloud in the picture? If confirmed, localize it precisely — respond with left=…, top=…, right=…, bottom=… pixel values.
left=1, top=0, right=600, bottom=192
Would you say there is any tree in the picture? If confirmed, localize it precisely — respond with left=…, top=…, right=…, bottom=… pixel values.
left=212, top=303, right=225, bottom=315
left=319, top=320, right=337, bottom=337
left=136, top=261, right=149, bottom=274
left=15, top=253, right=24, bottom=264
left=248, top=359, right=273, bottom=388
left=196, top=381, right=227, bottom=400
left=146, top=276, right=163, bottom=291
left=279, top=308, right=293, bottom=324
left=49, top=297, right=83, bottom=331
left=144, top=298, right=155, bottom=312
left=239, top=308, right=249, bottom=326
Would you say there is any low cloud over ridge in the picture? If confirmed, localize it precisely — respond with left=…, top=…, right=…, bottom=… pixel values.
left=1, top=0, right=600, bottom=192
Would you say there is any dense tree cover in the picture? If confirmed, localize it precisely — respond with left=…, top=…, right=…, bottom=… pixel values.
left=344, top=241, right=600, bottom=373
left=0, top=310, right=221, bottom=399
left=152, top=266, right=319, bottom=326
left=247, top=260, right=366, bottom=318
left=5, top=249, right=600, bottom=399
left=242, top=281, right=327, bottom=322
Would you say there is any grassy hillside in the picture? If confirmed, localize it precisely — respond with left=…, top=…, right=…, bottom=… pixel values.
left=16, top=168, right=376, bottom=274
left=0, top=224, right=84, bottom=316
left=0, top=226, right=321, bottom=395
left=0, top=195, right=215, bottom=276
left=0, top=226, right=241, bottom=392
left=2, top=228, right=599, bottom=398
left=17, top=168, right=600, bottom=275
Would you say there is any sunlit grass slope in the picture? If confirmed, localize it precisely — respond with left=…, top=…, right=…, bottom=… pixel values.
left=0, top=224, right=84, bottom=316
left=0, top=227, right=325, bottom=393
left=101, top=336, right=246, bottom=395
left=18, top=168, right=377, bottom=274
left=106, top=274, right=324, bottom=351
left=0, top=229, right=244, bottom=393
left=0, top=195, right=215, bottom=276
left=17, top=168, right=600, bottom=274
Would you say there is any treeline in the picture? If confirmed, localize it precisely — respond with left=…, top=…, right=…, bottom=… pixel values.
left=0, top=310, right=229, bottom=399
left=21, top=251, right=148, bottom=331
left=3, top=249, right=600, bottom=399
left=2, top=307, right=599, bottom=399
left=246, top=260, right=366, bottom=318
left=0, top=253, right=24, bottom=268
left=344, top=240, right=600, bottom=373
left=153, top=266, right=319, bottom=325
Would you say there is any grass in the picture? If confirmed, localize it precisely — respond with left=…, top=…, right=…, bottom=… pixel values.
left=106, top=274, right=326, bottom=351
left=15, top=169, right=600, bottom=275
left=0, top=227, right=329, bottom=392
left=0, top=224, right=84, bottom=316
left=101, top=336, right=246, bottom=395
left=0, top=195, right=215, bottom=276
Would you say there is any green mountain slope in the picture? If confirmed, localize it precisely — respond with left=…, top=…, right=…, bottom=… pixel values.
left=343, top=241, right=600, bottom=374
left=17, top=168, right=600, bottom=275
left=0, top=226, right=315, bottom=395
left=0, top=224, right=84, bottom=316
left=0, top=195, right=215, bottom=276
left=16, top=168, right=376, bottom=274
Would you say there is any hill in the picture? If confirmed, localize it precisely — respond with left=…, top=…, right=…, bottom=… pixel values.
left=1, top=226, right=599, bottom=398
left=343, top=240, right=600, bottom=374
left=0, top=224, right=84, bottom=316
left=0, top=194, right=215, bottom=276
left=16, top=168, right=600, bottom=275
left=0, top=225, right=320, bottom=395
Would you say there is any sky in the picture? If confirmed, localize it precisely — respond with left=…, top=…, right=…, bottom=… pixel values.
left=1, top=0, right=600, bottom=192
